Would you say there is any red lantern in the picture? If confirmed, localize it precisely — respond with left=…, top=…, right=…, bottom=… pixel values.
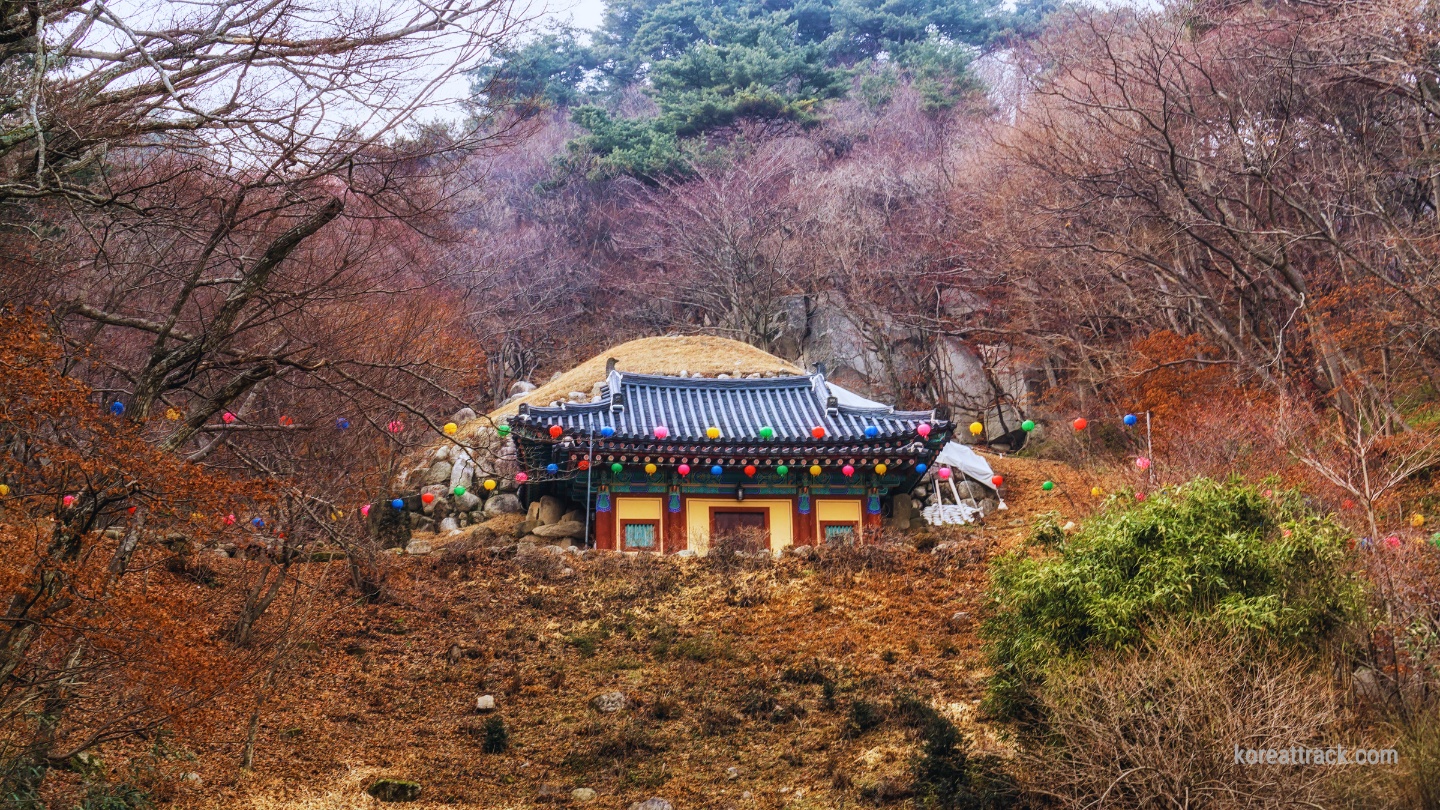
left=421, top=492, right=435, bottom=504
left=744, top=464, right=757, bottom=477
left=1342, top=498, right=1355, bottom=509
left=578, top=459, right=590, bottom=470
left=279, top=415, right=294, bottom=426
left=811, top=426, right=826, bottom=438
left=1073, top=418, right=1087, bottom=431
left=549, top=425, right=562, bottom=439
left=128, top=505, right=137, bottom=514
left=991, top=475, right=1003, bottom=487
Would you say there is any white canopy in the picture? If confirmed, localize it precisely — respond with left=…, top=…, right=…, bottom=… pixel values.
left=934, top=441, right=997, bottom=492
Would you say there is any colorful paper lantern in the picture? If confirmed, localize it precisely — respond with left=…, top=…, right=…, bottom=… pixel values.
left=1342, top=498, right=1355, bottom=509
left=710, top=465, right=723, bottom=476
left=875, top=463, right=888, bottom=475
left=515, top=472, right=529, bottom=483
left=109, top=401, right=125, bottom=416
left=1412, top=513, right=1426, bottom=528
left=62, top=494, right=76, bottom=507
left=610, top=462, right=623, bottom=474
left=421, top=492, right=435, bottom=504
left=1021, top=420, right=1035, bottom=432
left=916, top=423, right=931, bottom=438
left=483, top=479, right=497, bottom=491
left=654, top=425, right=669, bottom=439
left=548, top=425, right=563, bottom=439
left=1041, top=481, right=1054, bottom=491
left=361, top=504, right=371, bottom=517
left=223, top=412, right=236, bottom=424
left=678, top=464, right=691, bottom=476
left=812, top=426, right=826, bottom=438
left=453, top=485, right=466, bottom=496
left=809, top=465, right=822, bottom=476
left=279, top=415, right=294, bottom=426
left=546, top=463, right=559, bottom=474
left=251, top=517, right=264, bottom=527
left=600, top=426, right=614, bottom=438
left=991, top=475, right=1003, bottom=487
left=776, top=465, right=788, bottom=476
left=758, top=426, right=775, bottom=439
left=578, top=459, right=590, bottom=470
left=387, top=420, right=403, bottom=433
left=128, top=506, right=137, bottom=514
left=1123, top=413, right=1138, bottom=426
left=916, top=463, right=927, bottom=474
left=706, top=426, right=721, bottom=439
left=1385, top=534, right=1401, bottom=548
left=865, top=425, right=879, bottom=438
left=841, top=464, right=855, bottom=477
left=444, top=422, right=458, bottom=435
left=938, top=467, right=952, bottom=480
left=1091, top=486, right=1103, bottom=497
left=1073, top=418, right=1087, bottom=431
left=969, top=422, right=983, bottom=435
left=1135, top=456, right=1151, bottom=470
left=337, top=417, right=350, bottom=429
left=1431, top=532, right=1440, bottom=549
left=330, top=509, right=343, bottom=521
left=391, top=498, right=404, bottom=509
left=645, top=463, right=658, bottom=475
left=498, top=424, right=512, bottom=437
left=1136, top=492, right=1147, bottom=502
left=744, top=464, right=757, bottom=477
left=224, top=514, right=236, bottom=525
left=0, top=484, right=8, bottom=496
left=165, top=408, right=180, bottom=421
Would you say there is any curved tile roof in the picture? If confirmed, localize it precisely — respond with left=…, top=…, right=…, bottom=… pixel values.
left=514, top=371, right=937, bottom=442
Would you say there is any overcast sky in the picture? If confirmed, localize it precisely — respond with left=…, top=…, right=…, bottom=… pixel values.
left=548, top=0, right=607, bottom=29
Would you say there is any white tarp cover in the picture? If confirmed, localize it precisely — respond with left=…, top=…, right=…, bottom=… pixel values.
left=934, top=441, right=997, bottom=492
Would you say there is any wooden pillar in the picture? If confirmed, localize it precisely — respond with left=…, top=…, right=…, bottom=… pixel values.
left=794, top=497, right=816, bottom=546
left=664, top=496, right=687, bottom=554
left=862, top=509, right=882, bottom=543
left=595, top=507, right=616, bottom=551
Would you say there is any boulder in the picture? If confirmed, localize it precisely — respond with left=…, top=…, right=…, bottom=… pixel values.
left=438, top=518, right=458, bottom=533
left=484, top=494, right=523, bottom=515
left=509, top=380, right=536, bottom=396
left=476, top=694, right=496, bottom=712
left=526, top=501, right=542, bottom=523
left=628, top=799, right=672, bottom=810
left=451, top=406, right=477, bottom=425
left=560, top=509, right=582, bottom=524
left=423, top=461, right=452, bottom=486
left=538, top=495, right=565, bottom=525
left=366, top=779, right=421, bottom=803
left=591, top=691, right=627, bottom=713
left=572, top=787, right=597, bottom=803
left=453, top=492, right=481, bottom=513
left=531, top=521, right=584, bottom=539
left=405, top=539, right=432, bottom=555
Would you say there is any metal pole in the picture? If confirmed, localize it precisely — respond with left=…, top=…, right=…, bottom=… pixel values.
left=583, top=428, right=594, bottom=548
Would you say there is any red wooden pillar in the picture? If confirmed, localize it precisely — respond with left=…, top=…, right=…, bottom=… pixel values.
left=862, top=510, right=882, bottom=543
left=595, top=507, right=616, bottom=550
left=794, top=497, right=816, bottom=546
left=664, top=496, right=687, bottom=554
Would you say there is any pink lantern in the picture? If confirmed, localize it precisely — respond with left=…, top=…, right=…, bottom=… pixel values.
left=1384, top=535, right=1401, bottom=549
left=937, top=467, right=952, bottom=480
left=224, top=513, right=236, bottom=525
left=842, top=464, right=855, bottom=477
left=62, top=494, right=76, bottom=507
left=222, top=412, right=236, bottom=424
left=654, top=425, right=669, bottom=439
left=677, top=463, right=691, bottom=476
left=1136, top=492, right=1147, bottom=501
left=387, top=420, right=404, bottom=433
left=1135, top=456, right=1151, bottom=470
left=515, top=472, right=528, bottom=483
left=917, top=423, right=932, bottom=438
left=360, top=504, right=371, bottom=517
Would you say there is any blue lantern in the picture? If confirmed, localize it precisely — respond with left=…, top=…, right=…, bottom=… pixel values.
left=546, top=463, right=559, bottom=474
left=251, top=517, right=264, bottom=527
left=916, top=463, right=927, bottom=474
left=391, top=498, right=404, bottom=509
left=710, top=465, right=723, bottom=476
left=109, top=401, right=125, bottom=416
left=864, top=425, right=878, bottom=438
left=600, top=426, right=615, bottom=438
left=337, top=417, right=351, bottom=429
left=1123, top=413, right=1138, bottom=427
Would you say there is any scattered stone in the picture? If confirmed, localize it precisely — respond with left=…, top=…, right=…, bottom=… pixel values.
left=531, top=521, right=584, bottom=539
left=423, top=460, right=453, bottom=485
left=438, top=518, right=458, bottom=533
left=559, top=567, right=575, bottom=578
left=536, top=783, right=567, bottom=803
left=476, top=694, right=496, bottom=712
left=572, top=787, right=597, bottom=803
left=788, top=544, right=815, bottom=560
left=568, top=390, right=588, bottom=402
left=483, top=494, right=523, bottom=515
left=628, top=799, right=672, bottom=810
left=1062, top=521, right=1078, bottom=533
left=453, top=492, right=481, bottom=512
left=726, top=766, right=740, bottom=780
left=591, top=691, right=627, bottom=713
left=366, top=778, right=422, bottom=803
left=526, top=501, right=542, bottom=523
left=405, top=539, right=432, bottom=555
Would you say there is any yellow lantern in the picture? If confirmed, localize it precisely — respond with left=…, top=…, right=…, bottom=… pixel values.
left=875, top=463, right=888, bottom=475
left=706, top=426, right=721, bottom=439
left=165, top=408, right=180, bottom=421
left=1091, top=486, right=1103, bottom=497
left=330, top=509, right=344, bottom=521
left=969, top=421, right=983, bottom=436
left=644, top=463, right=657, bottom=475
left=443, top=422, right=458, bottom=436
left=809, top=464, right=822, bottom=476
left=191, top=512, right=204, bottom=520
left=1412, top=513, right=1426, bottom=528
left=483, top=479, right=497, bottom=491
left=0, top=484, right=9, bottom=496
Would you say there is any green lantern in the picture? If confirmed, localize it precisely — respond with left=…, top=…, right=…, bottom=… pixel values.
left=759, top=426, right=775, bottom=439
left=1022, top=420, right=1036, bottom=432
left=1042, top=480, right=1054, bottom=491
left=776, top=464, right=789, bottom=476
left=610, top=462, right=623, bottom=474
left=497, top=424, right=511, bottom=437
left=453, top=486, right=466, bottom=496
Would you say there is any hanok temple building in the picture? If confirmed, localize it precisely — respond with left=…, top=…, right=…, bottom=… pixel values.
left=509, top=363, right=952, bottom=554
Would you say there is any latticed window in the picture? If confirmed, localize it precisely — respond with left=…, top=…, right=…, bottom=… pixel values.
left=623, top=522, right=656, bottom=549
left=823, top=523, right=857, bottom=544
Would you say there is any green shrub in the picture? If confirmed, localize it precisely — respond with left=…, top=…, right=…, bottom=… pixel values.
left=983, top=478, right=1361, bottom=722
left=845, top=698, right=885, bottom=737
left=481, top=717, right=509, bottom=754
